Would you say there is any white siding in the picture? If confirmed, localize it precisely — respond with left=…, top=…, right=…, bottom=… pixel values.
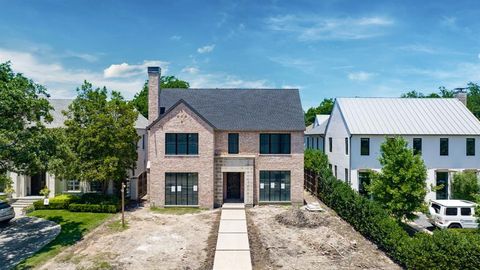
left=304, top=135, right=324, bottom=152
left=325, top=104, right=351, bottom=182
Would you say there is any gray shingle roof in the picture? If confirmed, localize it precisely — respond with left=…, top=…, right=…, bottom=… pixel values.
left=47, top=99, right=148, bottom=129
left=337, top=97, right=480, bottom=135
left=305, top=114, right=329, bottom=135
left=157, top=88, right=305, bottom=131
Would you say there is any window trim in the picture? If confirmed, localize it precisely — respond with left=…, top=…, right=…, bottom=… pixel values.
left=67, top=179, right=80, bottom=192
left=360, top=138, right=370, bottom=156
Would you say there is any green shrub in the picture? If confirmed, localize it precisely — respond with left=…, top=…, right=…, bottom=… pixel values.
left=79, top=193, right=119, bottom=206
left=33, top=194, right=80, bottom=210
left=315, top=173, right=480, bottom=269
left=68, top=203, right=117, bottom=213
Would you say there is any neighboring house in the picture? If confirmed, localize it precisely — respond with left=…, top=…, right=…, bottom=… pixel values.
left=8, top=99, right=148, bottom=200
left=304, top=114, right=329, bottom=151
left=146, top=67, right=305, bottom=208
left=325, top=96, right=480, bottom=201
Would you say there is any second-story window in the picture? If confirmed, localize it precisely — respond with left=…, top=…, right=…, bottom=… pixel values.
left=165, top=133, right=198, bottom=155
left=260, top=134, right=291, bottom=154
left=360, top=138, right=370, bottom=156
left=440, top=138, right=449, bottom=156
left=413, top=138, right=422, bottom=155
left=345, top=137, right=349, bottom=155
left=466, top=138, right=475, bottom=156
left=228, top=133, right=239, bottom=154
left=329, top=137, right=332, bottom=152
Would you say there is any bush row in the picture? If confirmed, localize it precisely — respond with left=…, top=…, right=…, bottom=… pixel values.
left=33, top=193, right=120, bottom=213
left=315, top=172, right=480, bottom=269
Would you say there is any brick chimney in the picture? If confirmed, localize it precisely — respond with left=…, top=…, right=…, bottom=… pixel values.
left=148, top=66, right=161, bottom=123
left=454, top=89, right=467, bottom=106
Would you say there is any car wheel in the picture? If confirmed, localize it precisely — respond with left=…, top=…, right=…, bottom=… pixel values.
left=448, top=223, right=462, bottom=229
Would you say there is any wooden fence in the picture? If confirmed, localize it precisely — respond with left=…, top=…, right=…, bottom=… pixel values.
left=304, top=169, right=319, bottom=195
left=137, top=171, right=147, bottom=199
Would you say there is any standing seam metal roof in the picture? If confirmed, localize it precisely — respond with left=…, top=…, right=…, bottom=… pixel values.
left=336, top=97, right=480, bottom=135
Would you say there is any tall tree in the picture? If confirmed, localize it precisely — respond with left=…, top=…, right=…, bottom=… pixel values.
left=466, top=82, right=480, bottom=119
left=57, top=81, right=139, bottom=193
left=368, top=137, right=427, bottom=221
left=401, top=87, right=454, bottom=98
left=304, top=98, right=334, bottom=126
left=131, top=76, right=189, bottom=118
left=0, top=61, right=54, bottom=188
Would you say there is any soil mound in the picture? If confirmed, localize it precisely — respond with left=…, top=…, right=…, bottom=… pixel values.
left=275, top=208, right=328, bottom=228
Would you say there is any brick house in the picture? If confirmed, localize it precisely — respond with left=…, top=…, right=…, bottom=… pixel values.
left=146, top=67, right=305, bottom=208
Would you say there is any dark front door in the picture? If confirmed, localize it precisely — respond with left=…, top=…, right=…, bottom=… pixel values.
left=226, top=172, right=241, bottom=200
left=30, top=172, right=46, bottom=196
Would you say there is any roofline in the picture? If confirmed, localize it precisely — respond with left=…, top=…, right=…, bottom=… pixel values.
left=324, top=99, right=351, bottom=136
left=161, top=88, right=299, bottom=91
left=350, top=133, right=480, bottom=136
left=147, top=99, right=217, bottom=130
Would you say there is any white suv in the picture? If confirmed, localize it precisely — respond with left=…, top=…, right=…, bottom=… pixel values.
left=428, top=200, right=478, bottom=229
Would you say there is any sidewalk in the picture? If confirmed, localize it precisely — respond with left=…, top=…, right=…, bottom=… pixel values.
left=212, top=203, right=252, bottom=270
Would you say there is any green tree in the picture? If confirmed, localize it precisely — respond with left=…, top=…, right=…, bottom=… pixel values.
left=401, top=87, right=454, bottom=98
left=466, top=82, right=480, bottom=119
left=304, top=149, right=332, bottom=180
left=451, top=171, right=479, bottom=201
left=131, top=76, right=189, bottom=118
left=368, top=137, right=427, bottom=221
left=0, top=61, right=55, bottom=188
left=304, top=98, right=334, bottom=126
left=57, top=81, right=139, bottom=193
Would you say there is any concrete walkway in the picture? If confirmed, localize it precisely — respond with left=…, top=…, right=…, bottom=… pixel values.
left=213, top=203, right=252, bottom=270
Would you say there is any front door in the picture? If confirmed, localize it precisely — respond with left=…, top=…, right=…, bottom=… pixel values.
left=226, top=172, right=241, bottom=200
left=30, top=172, right=46, bottom=196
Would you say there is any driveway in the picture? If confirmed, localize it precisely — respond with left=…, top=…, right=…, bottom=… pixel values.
left=0, top=217, right=60, bottom=270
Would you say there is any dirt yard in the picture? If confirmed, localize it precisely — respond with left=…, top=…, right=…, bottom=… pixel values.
left=247, top=194, right=401, bottom=270
left=39, top=205, right=220, bottom=270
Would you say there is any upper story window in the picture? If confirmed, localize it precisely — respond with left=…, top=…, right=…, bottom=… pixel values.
left=360, top=138, right=370, bottom=156
left=413, top=138, right=422, bottom=155
left=345, top=137, right=349, bottom=155
left=142, top=134, right=145, bottom=150
left=260, top=134, right=291, bottom=154
left=440, top=138, right=449, bottom=156
left=466, top=138, right=475, bottom=156
left=328, top=137, right=332, bottom=152
left=166, top=133, right=198, bottom=155
left=228, top=133, right=239, bottom=154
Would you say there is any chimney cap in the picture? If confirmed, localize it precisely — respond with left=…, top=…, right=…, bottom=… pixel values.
left=148, top=66, right=160, bottom=73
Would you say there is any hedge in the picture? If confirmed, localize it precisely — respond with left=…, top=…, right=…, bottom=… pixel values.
left=68, top=203, right=117, bottom=213
left=33, top=194, right=80, bottom=210
left=314, top=172, right=480, bottom=269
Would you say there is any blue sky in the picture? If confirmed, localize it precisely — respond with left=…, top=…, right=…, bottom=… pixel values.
left=1, top=0, right=480, bottom=109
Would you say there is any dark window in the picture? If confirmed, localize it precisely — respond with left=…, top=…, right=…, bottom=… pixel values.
left=440, top=138, right=449, bottom=156
left=445, top=207, right=457, bottom=216
left=165, top=173, right=198, bottom=205
left=228, top=133, right=239, bottom=154
left=316, top=137, right=319, bottom=149
left=431, top=203, right=441, bottom=214
left=329, top=164, right=332, bottom=170
left=329, top=137, right=332, bottom=152
left=259, top=134, right=291, bottom=154
left=358, top=172, right=370, bottom=196
left=165, top=133, right=198, bottom=155
left=160, top=107, right=166, bottom=114
left=345, top=168, right=348, bottom=182
left=90, top=181, right=102, bottom=192
left=413, top=138, right=422, bottom=155
left=142, top=134, right=145, bottom=150
left=259, top=171, right=290, bottom=201
left=467, top=138, right=475, bottom=156
left=360, top=138, right=370, bottom=156
left=334, top=165, right=337, bottom=178
left=461, top=207, right=472, bottom=216
left=436, top=172, right=449, bottom=199
left=345, top=138, right=349, bottom=155
left=306, top=137, right=310, bottom=148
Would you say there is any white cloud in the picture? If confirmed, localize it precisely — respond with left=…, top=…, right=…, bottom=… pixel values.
left=104, top=60, right=169, bottom=78
left=181, top=66, right=199, bottom=74
left=170, top=35, right=182, bottom=40
left=63, top=50, right=98, bottom=62
left=181, top=70, right=271, bottom=89
left=0, top=48, right=160, bottom=98
left=266, top=15, right=393, bottom=41
left=348, top=71, right=375, bottom=81
left=197, top=44, right=215, bottom=54
left=282, top=85, right=302, bottom=89
left=269, top=56, right=314, bottom=72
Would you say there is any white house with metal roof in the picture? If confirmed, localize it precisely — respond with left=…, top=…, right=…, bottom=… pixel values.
left=8, top=99, right=148, bottom=201
left=324, top=96, right=480, bottom=201
left=304, top=114, right=329, bottom=151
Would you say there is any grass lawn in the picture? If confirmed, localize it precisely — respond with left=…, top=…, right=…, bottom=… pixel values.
left=150, top=206, right=205, bottom=215
left=16, top=210, right=113, bottom=269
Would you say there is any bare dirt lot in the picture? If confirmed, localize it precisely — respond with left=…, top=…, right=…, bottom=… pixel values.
left=247, top=194, right=401, bottom=270
left=39, top=205, right=220, bottom=270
